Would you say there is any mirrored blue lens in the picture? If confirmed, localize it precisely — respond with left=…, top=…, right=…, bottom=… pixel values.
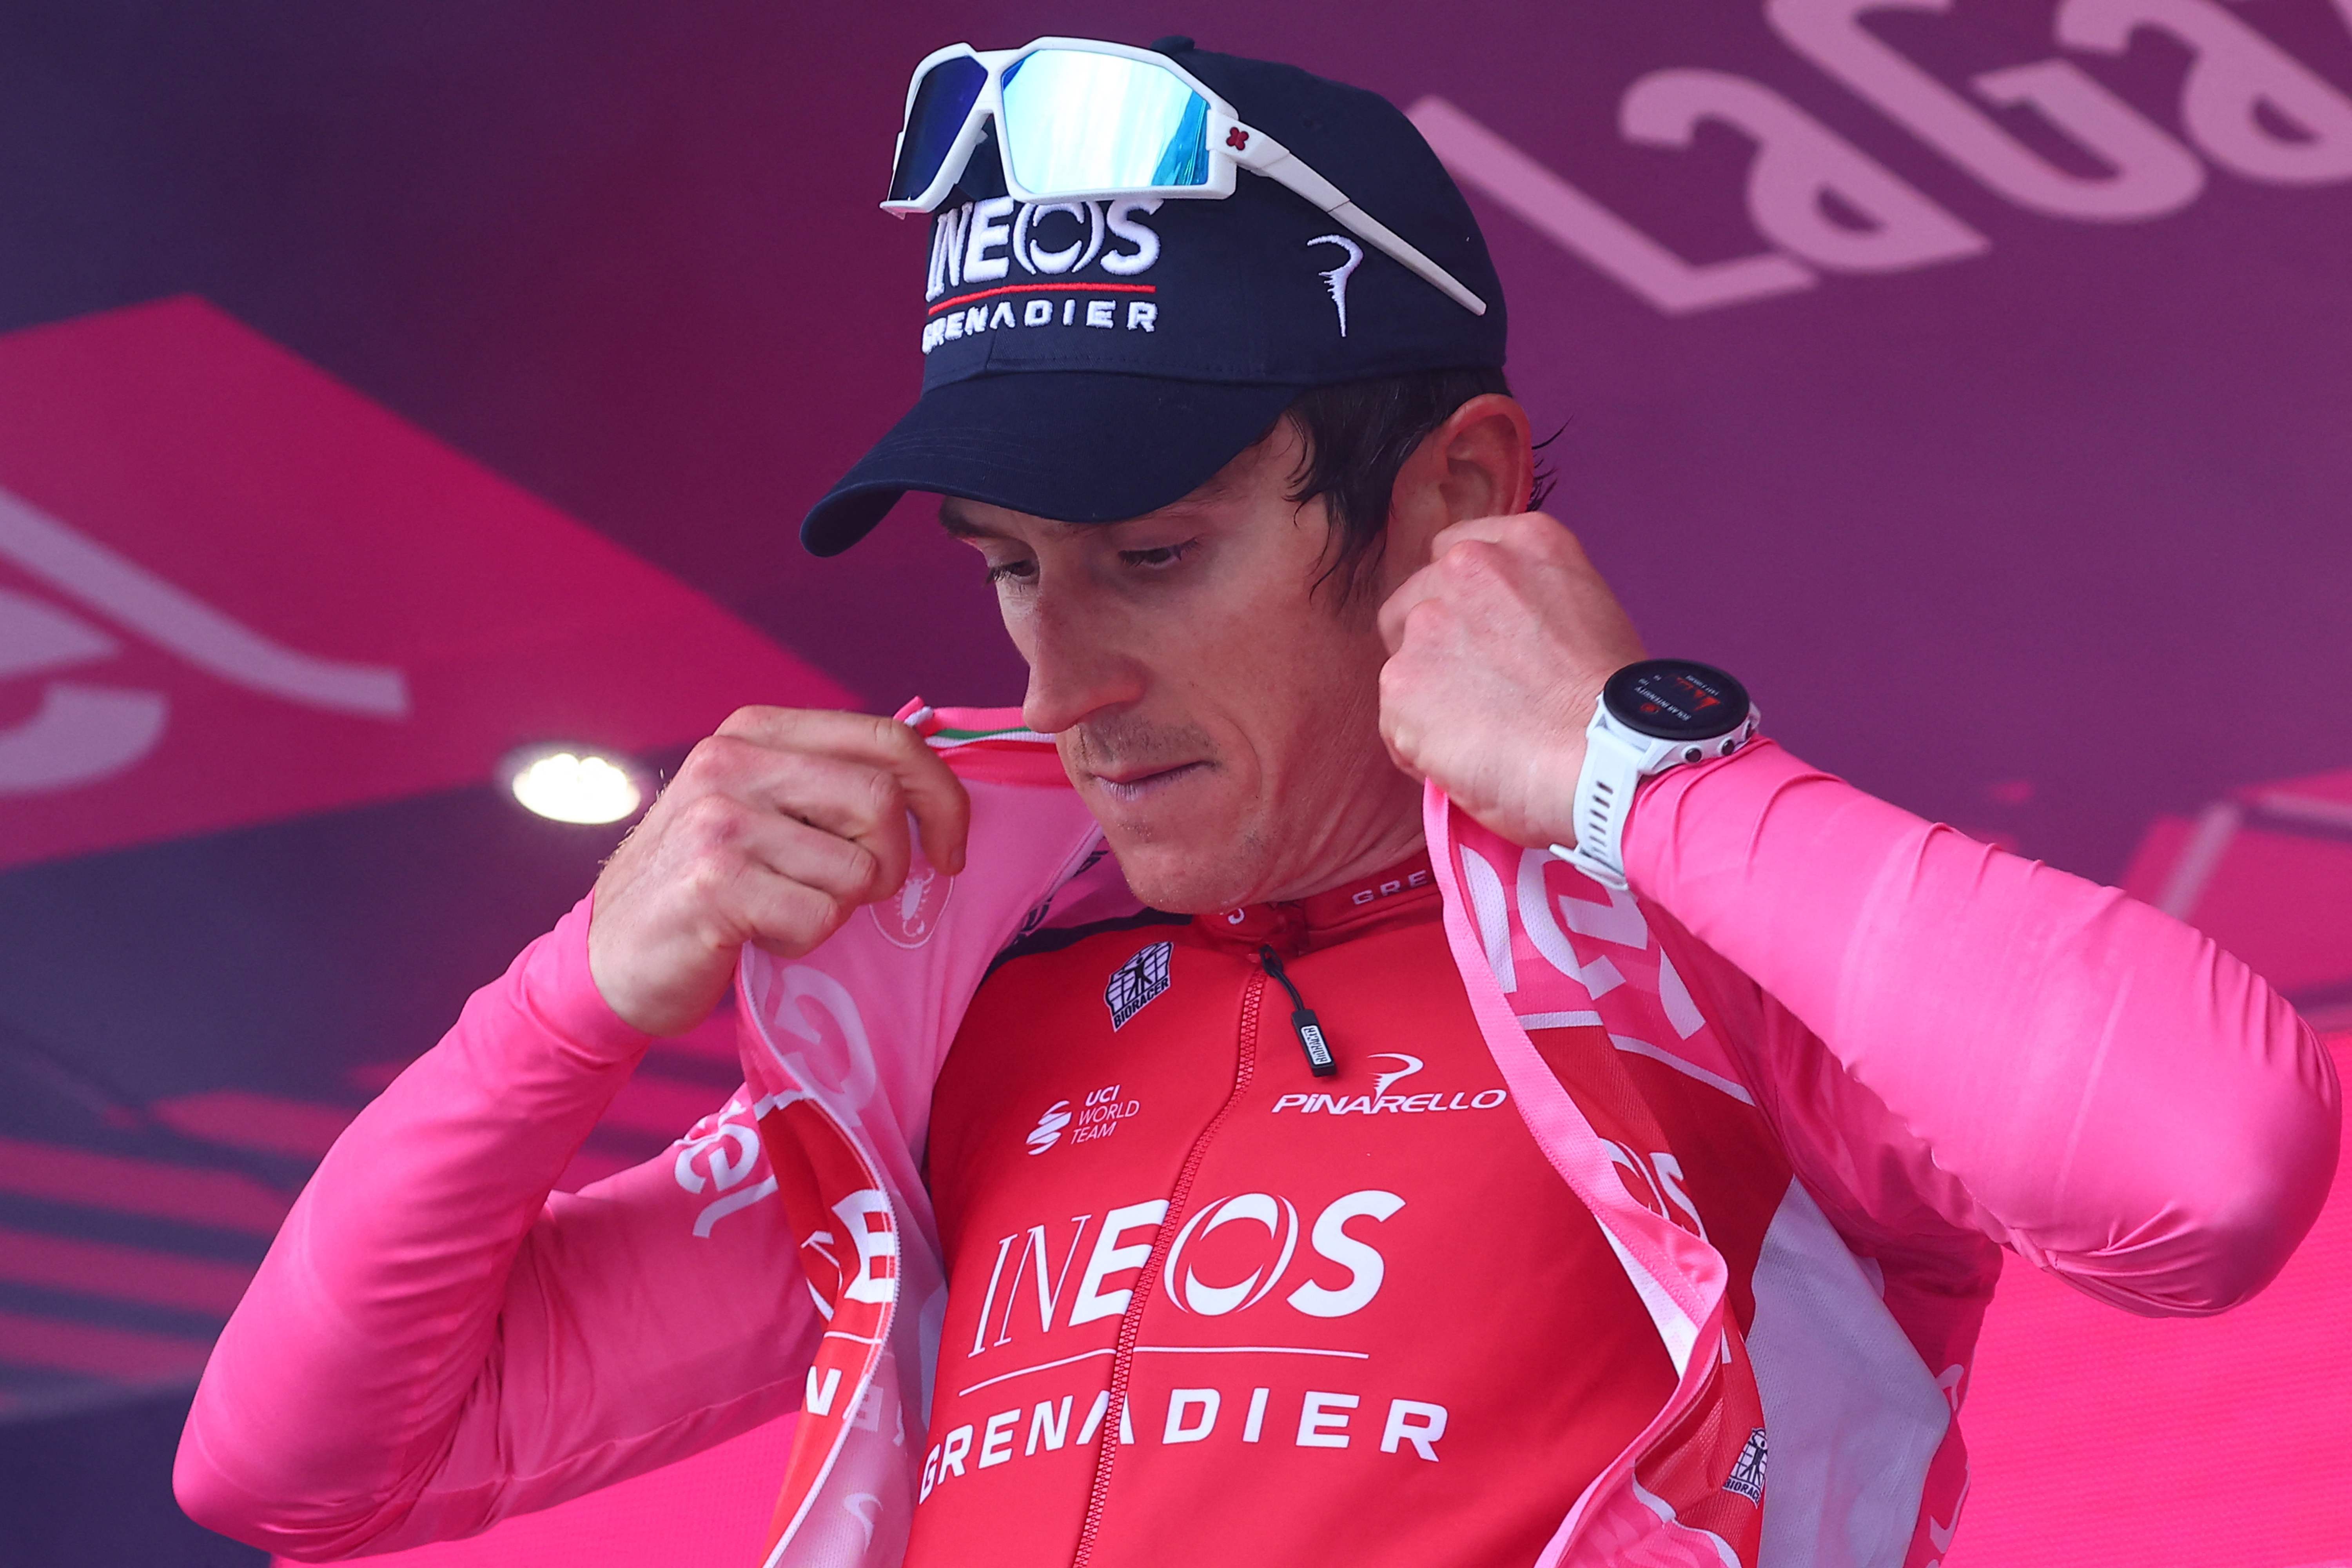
left=999, top=50, right=1212, bottom=194
left=888, top=54, right=987, bottom=203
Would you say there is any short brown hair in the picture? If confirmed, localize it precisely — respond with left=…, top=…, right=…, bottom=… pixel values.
left=1281, top=368, right=1550, bottom=601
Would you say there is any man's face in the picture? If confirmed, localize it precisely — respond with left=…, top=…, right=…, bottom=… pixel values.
left=941, top=420, right=1419, bottom=913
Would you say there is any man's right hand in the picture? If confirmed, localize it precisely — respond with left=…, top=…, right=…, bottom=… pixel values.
left=586, top=707, right=971, bottom=1037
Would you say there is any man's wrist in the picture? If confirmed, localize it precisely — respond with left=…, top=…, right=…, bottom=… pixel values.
left=1523, top=682, right=1606, bottom=851
left=1550, top=661, right=1762, bottom=889
left=563, top=891, right=662, bottom=1055
left=1551, top=698, right=1646, bottom=889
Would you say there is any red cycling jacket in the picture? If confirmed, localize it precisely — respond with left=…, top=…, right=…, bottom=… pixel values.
left=911, top=855, right=1732, bottom=1565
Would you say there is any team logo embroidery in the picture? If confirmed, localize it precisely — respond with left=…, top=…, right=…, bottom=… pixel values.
left=1723, top=1426, right=1768, bottom=1504
left=1104, top=940, right=1173, bottom=1029
left=870, top=858, right=952, bottom=948
left=920, top=198, right=1165, bottom=354
left=926, top=198, right=1162, bottom=300
left=1025, top=1100, right=1072, bottom=1155
left=1308, top=234, right=1363, bottom=338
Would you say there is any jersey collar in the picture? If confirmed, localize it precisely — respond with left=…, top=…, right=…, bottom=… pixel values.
left=1202, top=849, right=1439, bottom=955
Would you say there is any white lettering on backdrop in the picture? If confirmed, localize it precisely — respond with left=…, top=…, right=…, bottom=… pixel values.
left=1413, top=0, right=2352, bottom=313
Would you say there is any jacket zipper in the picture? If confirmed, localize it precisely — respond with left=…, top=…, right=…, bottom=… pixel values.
left=1069, top=962, right=1267, bottom=1568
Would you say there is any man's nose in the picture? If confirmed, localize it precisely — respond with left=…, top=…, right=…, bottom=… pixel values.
left=1020, top=590, right=1145, bottom=737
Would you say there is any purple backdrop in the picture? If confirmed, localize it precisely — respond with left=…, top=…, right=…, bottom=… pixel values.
left=0, top=4, right=2347, bottom=1565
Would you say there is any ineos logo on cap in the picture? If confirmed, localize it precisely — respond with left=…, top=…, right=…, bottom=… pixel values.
left=920, top=197, right=1171, bottom=356
left=802, top=38, right=1510, bottom=557
left=926, top=197, right=1163, bottom=298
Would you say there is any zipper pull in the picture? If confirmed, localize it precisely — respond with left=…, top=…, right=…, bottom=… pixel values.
left=1258, top=944, right=1336, bottom=1078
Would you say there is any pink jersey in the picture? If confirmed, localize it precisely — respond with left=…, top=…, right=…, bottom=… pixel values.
left=174, top=712, right=2340, bottom=1568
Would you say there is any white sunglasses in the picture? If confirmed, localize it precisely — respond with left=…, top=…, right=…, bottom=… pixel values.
left=882, top=37, right=1488, bottom=317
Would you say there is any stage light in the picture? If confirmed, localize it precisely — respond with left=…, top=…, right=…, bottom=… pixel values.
left=501, top=745, right=646, bottom=824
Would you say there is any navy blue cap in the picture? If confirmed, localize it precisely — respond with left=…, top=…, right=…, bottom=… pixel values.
left=801, top=38, right=1508, bottom=556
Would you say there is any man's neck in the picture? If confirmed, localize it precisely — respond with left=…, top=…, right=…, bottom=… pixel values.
left=1257, top=796, right=1429, bottom=906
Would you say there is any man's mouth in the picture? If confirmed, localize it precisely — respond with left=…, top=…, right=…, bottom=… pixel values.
left=1089, top=761, right=1210, bottom=806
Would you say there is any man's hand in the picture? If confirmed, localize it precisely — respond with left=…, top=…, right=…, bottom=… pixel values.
left=587, top=707, right=971, bottom=1036
left=1376, top=513, right=1645, bottom=851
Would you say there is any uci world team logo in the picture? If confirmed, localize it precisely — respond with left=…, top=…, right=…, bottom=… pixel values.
left=1025, top=1100, right=1071, bottom=1155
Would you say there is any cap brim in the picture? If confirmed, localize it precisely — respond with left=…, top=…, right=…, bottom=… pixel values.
left=800, top=372, right=1307, bottom=556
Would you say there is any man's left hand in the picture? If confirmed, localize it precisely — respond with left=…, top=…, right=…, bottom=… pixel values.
left=1376, top=512, right=1646, bottom=851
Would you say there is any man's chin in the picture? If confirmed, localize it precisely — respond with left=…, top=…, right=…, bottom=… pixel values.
left=1069, top=765, right=1270, bottom=911
left=1098, top=831, right=1264, bottom=916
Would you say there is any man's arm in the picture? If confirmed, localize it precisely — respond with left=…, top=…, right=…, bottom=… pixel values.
left=1377, top=509, right=2340, bottom=1313
left=1624, top=739, right=2340, bottom=1314
left=174, top=896, right=818, bottom=1556
left=177, top=706, right=974, bottom=1555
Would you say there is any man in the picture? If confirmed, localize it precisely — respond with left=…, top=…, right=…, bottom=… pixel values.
left=177, top=36, right=2337, bottom=1568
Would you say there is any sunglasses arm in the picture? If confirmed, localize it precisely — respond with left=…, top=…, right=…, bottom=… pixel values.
left=1212, top=116, right=1488, bottom=318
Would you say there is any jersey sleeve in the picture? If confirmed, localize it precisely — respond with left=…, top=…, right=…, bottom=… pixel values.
left=1622, top=740, right=2341, bottom=1316
left=173, top=895, right=818, bottom=1559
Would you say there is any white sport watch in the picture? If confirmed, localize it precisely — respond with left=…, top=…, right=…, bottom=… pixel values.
left=1553, top=659, right=1761, bottom=890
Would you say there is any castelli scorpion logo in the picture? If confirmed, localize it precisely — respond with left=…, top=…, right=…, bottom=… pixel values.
left=870, top=857, right=952, bottom=948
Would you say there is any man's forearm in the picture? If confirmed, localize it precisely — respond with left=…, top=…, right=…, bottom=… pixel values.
left=1624, top=740, right=2341, bottom=1312
left=176, top=895, right=653, bottom=1553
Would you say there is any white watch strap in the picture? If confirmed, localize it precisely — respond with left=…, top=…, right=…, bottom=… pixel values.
left=1554, top=702, right=1657, bottom=891
left=1553, top=695, right=1762, bottom=890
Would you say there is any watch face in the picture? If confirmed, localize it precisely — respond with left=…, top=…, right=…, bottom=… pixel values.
left=1604, top=659, right=1750, bottom=741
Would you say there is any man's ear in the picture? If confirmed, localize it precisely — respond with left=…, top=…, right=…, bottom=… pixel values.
left=1383, top=393, right=1537, bottom=578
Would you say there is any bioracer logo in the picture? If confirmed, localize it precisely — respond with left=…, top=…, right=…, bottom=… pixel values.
left=1724, top=1427, right=1768, bottom=1505
left=1105, top=942, right=1173, bottom=1030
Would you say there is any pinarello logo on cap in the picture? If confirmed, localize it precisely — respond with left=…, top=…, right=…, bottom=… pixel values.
left=871, top=858, right=953, bottom=947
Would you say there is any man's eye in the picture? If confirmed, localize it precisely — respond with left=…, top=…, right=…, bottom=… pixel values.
left=1120, top=540, right=1200, bottom=570
left=986, top=559, right=1037, bottom=585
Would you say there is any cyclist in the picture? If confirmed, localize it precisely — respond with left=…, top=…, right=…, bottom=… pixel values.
left=178, top=37, right=2338, bottom=1568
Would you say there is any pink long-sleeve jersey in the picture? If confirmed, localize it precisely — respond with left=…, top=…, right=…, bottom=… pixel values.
left=174, top=720, right=2340, bottom=1568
